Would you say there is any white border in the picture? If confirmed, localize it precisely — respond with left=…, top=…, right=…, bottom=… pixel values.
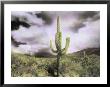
left=4, top=4, right=107, bottom=84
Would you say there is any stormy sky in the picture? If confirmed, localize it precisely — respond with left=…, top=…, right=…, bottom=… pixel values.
left=11, top=11, right=100, bottom=55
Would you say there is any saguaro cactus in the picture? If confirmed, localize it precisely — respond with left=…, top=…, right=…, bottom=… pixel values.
left=50, top=16, right=70, bottom=76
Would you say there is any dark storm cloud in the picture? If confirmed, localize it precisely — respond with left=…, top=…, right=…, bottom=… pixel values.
left=71, top=22, right=85, bottom=32
left=35, top=11, right=52, bottom=25
left=79, top=11, right=100, bottom=21
left=92, top=13, right=100, bottom=21
left=11, top=36, right=26, bottom=47
left=70, top=11, right=100, bottom=32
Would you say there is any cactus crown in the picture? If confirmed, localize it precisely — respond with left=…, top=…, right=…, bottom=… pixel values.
left=57, top=16, right=60, bottom=32
left=50, top=16, right=70, bottom=55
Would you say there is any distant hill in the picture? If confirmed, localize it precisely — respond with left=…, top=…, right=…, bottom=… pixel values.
left=67, top=48, right=100, bottom=58
left=34, top=51, right=55, bottom=58
left=24, top=48, right=100, bottom=58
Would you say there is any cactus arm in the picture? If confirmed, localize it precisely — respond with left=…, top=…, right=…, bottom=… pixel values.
left=62, top=37, right=70, bottom=54
left=50, top=40, right=57, bottom=53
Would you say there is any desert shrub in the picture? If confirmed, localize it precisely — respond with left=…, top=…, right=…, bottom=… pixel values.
left=11, top=52, right=100, bottom=77
left=80, top=53, right=100, bottom=77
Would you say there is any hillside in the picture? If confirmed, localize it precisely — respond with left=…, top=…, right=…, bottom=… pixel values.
left=73, top=48, right=100, bottom=56
left=11, top=48, right=100, bottom=77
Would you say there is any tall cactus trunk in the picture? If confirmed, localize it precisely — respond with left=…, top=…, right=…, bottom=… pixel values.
left=57, top=54, right=61, bottom=76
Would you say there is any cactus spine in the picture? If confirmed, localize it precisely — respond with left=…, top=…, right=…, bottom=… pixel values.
left=50, top=16, right=70, bottom=76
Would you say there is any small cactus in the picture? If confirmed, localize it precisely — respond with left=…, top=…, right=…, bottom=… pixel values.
left=82, top=51, right=89, bottom=68
left=50, top=16, right=70, bottom=76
